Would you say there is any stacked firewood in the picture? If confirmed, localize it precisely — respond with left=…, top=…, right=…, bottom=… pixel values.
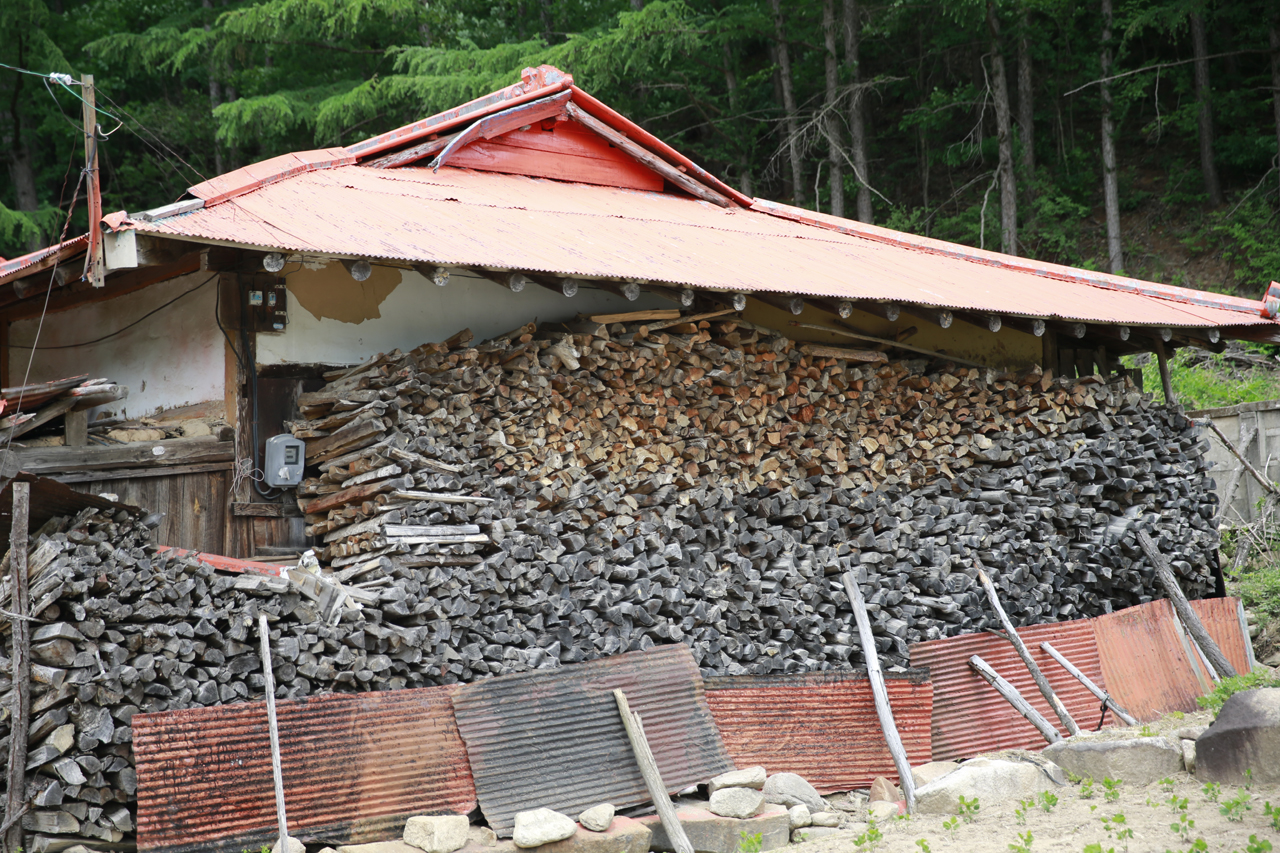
left=0, top=376, right=127, bottom=444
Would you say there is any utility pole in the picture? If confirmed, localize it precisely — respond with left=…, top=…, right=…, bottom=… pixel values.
left=81, top=74, right=105, bottom=288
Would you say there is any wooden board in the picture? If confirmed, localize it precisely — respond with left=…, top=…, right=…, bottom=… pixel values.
left=68, top=469, right=232, bottom=555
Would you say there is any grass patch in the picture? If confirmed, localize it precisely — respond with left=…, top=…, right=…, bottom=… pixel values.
left=1123, top=344, right=1280, bottom=410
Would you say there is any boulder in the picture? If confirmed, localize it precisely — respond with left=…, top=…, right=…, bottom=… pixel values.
left=513, top=809, right=577, bottom=849
left=808, top=812, right=841, bottom=828
left=637, top=803, right=790, bottom=853
left=868, top=777, right=900, bottom=804
left=914, top=758, right=1062, bottom=815
left=762, top=773, right=825, bottom=813
left=404, top=816, right=470, bottom=853
left=867, top=801, right=900, bottom=822
left=272, top=838, right=305, bottom=853
left=911, top=762, right=958, bottom=789
left=787, top=805, right=811, bottom=829
left=1196, top=688, right=1280, bottom=785
left=708, top=788, right=764, bottom=819
left=338, top=841, right=424, bottom=853
left=578, top=804, right=616, bottom=833
left=1042, top=737, right=1183, bottom=786
left=708, top=767, right=767, bottom=794
left=535, top=816, right=651, bottom=853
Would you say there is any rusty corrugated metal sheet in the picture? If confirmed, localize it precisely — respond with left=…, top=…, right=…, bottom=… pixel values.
left=0, top=234, right=88, bottom=286
left=132, top=685, right=476, bottom=853
left=703, top=669, right=933, bottom=793
left=155, top=545, right=288, bottom=577
left=1189, top=596, right=1253, bottom=676
left=451, top=644, right=732, bottom=837
left=909, top=620, right=1107, bottom=761
left=1093, top=599, right=1213, bottom=722
left=132, top=165, right=1271, bottom=329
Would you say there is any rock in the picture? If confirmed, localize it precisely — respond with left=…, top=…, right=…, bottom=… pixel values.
left=535, top=815, right=651, bottom=853
left=708, top=788, right=764, bottom=819
left=513, top=809, right=577, bottom=848
left=868, top=777, right=900, bottom=804
left=1042, top=737, right=1183, bottom=786
left=826, top=792, right=866, bottom=813
left=1196, top=688, right=1280, bottom=785
left=579, top=804, right=616, bottom=833
left=911, top=761, right=958, bottom=789
left=1263, top=651, right=1280, bottom=668
left=339, top=843, right=430, bottom=853
left=637, top=803, right=790, bottom=853
left=1175, top=726, right=1208, bottom=741
left=791, top=827, right=842, bottom=843
left=761, top=773, right=825, bottom=813
left=866, top=801, right=900, bottom=822
left=787, top=805, right=811, bottom=829
left=1182, top=739, right=1196, bottom=775
left=272, top=837, right=305, bottom=853
left=708, top=766, right=767, bottom=794
left=914, top=758, right=1062, bottom=815
left=404, top=815, right=470, bottom=853
left=469, top=827, right=499, bottom=848
left=808, top=812, right=841, bottom=828
left=179, top=419, right=213, bottom=437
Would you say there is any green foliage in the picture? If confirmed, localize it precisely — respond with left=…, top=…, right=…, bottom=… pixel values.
left=1082, top=845, right=1114, bottom=853
left=1196, top=670, right=1280, bottom=714
left=1266, top=801, right=1280, bottom=833
left=1160, top=779, right=1177, bottom=794
left=1079, top=777, right=1095, bottom=800
left=737, top=832, right=762, bottom=853
left=1102, top=778, right=1123, bottom=803
left=1139, top=725, right=1156, bottom=737
left=1219, top=789, right=1252, bottom=822
left=853, top=817, right=882, bottom=852
left=1015, top=796, right=1032, bottom=825
left=1009, top=831, right=1034, bottom=853
left=1038, top=791, right=1058, bottom=813
left=1125, top=345, right=1280, bottom=410
left=942, top=816, right=960, bottom=841
left=957, top=794, right=980, bottom=822
left=1201, top=781, right=1220, bottom=803
left=1246, top=835, right=1274, bottom=853
left=914, top=839, right=931, bottom=853
left=1169, top=811, right=1195, bottom=841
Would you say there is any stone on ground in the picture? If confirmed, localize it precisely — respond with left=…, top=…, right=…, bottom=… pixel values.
left=468, top=827, right=499, bottom=848
left=1196, top=688, right=1280, bottom=785
left=786, top=805, right=811, bottom=829
left=914, top=757, right=1062, bottom=815
left=1182, top=739, right=1197, bottom=774
left=708, top=766, right=767, bottom=794
left=637, top=803, right=790, bottom=853
left=761, top=772, right=825, bottom=813
left=533, top=815, right=651, bottom=853
left=911, top=761, right=958, bottom=789
left=808, top=812, right=841, bottom=828
left=513, top=809, right=577, bottom=848
left=1175, top=726, right=1208, bottom=741
left=1043, top=736, right=1183, bottom=786
left=867, top=801, right=900, bottom=822
left=337, top=841, right=423, bottom=853
left=578, top=804, right=616, bottom=833
left=791, top=827, right=842, bottom=843
left=708, top=787, right=764, bottom=819
left=404, top=815, right=470, bottom=853
left=272, top=837, right=305, bottom=853
left=868, top=777, right=901, bottom=803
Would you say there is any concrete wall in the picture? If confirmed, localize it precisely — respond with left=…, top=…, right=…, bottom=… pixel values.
left=1188, top=399, right=1280, bottom=524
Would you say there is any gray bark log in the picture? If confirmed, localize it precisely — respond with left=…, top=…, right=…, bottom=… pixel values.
left=1190, top=11, right=1224, bottom=206
left=1100, top=0, right=1123, bottom=273
left=770, top=0, right=805, bottom=207
left=987, top=2, right=1018, bottom=255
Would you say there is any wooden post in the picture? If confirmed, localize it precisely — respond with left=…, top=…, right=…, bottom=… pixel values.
left=258, top=614, right=289, bottom=851
left=842, top=573, right=917, bottom=813
left=4, top=481, right=32, bottom=853
left=1136, top=530, right=1237, bottom=679
left=1152, top=339, right=1175, bottom=405
left=613, top=690, right=693, bottom=853
left=81, top=74, right=105, bottom=288
left=64, top=410, right=88, bottom=447
left=1039, top=641, right=1137, bottom=727
left=968, top=655, right=1062, bottom=744
left=977, top=569, right=1080, bottom=736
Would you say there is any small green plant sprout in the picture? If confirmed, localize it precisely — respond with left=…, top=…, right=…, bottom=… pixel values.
left=1246, top=834, right=1274, bottom=853
left=942, top=817, right=960, bottom=841
left=1039, top=790, right=1059, bottom=813
left=1170, top=710, right=1185, bottom=720
left=1201, top=781, right=1221, bottom=803
left=1139, top=724, right=1156, bottom=737
left=738, top=832, right=763, bottom=853
left=853, top=818, right=882, bottom=852
left=1159, top=777, right=1177, bottom=793
left=1220, top=789, right=1252, bottom=822
left=957, top=794, right=980, bottom=823
left=1167, top=794, right=1189, bottom=813
left=1244, top=767, right=1254, bottom=790
left=1081, top=844, right=1114, bottom=853
left=1079, top=777, right=1095, bottom=799
left=1265, top=801, right=1280, bottom=832
left=1169, top=811, right=1195, bottom=842
left=1008, top=831, right=1034, bottom=853
left=1102, top=777, right=1122, bottom=803
left=914, top=838, right=932, bottom=853
left=1015, top=796, right=1036, bottom=825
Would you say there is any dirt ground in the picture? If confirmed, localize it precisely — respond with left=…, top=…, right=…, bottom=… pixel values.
left=793, top=712, right=1280, bottom=853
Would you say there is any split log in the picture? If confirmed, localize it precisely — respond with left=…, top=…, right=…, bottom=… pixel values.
left=614, top=690, right=693, bottom=853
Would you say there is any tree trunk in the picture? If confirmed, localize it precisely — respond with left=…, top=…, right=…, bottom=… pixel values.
left=843, top=0, right=872, bottom=223
left=1016, top=8, right=1035, bottom=205
left=203, top=0, right=224, bottom=176
left=1270, top=18, right=1280, bottom=200
left=1100, top=0, right=1123, bottom=273
left=5, top=35, right=42, bottom=253
left=770, top=0, right=805, bottom=208
left=1190, top=11, right=1224, bottom=206
left=823, top=0, right=844, bottom=218
left=987, top=2, right=1018, bottom=256
left=722, top=43, right=753, bottom=197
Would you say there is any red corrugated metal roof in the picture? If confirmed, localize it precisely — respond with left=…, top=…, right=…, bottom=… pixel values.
left=0, top=234, right=88, bottom=281
left=704, top=669, right=933, bottom=793
left=132, top=685, right=476, bottom=853
left=1189, top=597, right=1254, bottom=676
left=909, top=620, right=1108, bottom=761
left=1093, top=599, right=1215, bottom=721
left=130, top=166, right=1269, bottom=328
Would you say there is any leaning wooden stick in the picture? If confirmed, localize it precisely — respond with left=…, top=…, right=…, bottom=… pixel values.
left=1137, top=530, right=1237, bottom=679
left=1040, top=641, right=1137, bottom=727
left=259, top=614, right=290, bottom=852
left=614, top=690, right=693, bottom=853
left=1195, top=418, right=1280, bottom=498
left=842, top=572, right=917, bottom=813
left=4, top=481, right=31, bottom=853
left=977, top=568, right=1080, bottom=736
left=969, top=655, right=1062, bottom=744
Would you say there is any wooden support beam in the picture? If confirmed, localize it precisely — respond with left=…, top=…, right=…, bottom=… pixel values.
left=474, top=270, right=533, bottom=293
left=1040, top=641, right=1137, bottom=726
left=1137, top=530, right=1237, bottom=680
left=1152, top=338, right=1175, bottom=404
left=5, top=481, right=31, bottom=853
left=1003, top=316, right=1046, bottom=337
left=413, top=264, right=451, bottom=287
left=790, top=321, right=988, bottom=367
left=614, top=690, right=693, bottom=853
left=258, top=614, right=290, bottom=852
left=968, top=655, right=1062, bottom=744
left=903, top=304, right=953, bottom=329
left=752, top=293, right=807, bottom=316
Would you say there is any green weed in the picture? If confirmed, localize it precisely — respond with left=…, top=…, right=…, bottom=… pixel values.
left=1246, top=834, right=1275, bottom=853
left=1265, top=801, right=1280, bottom=832
left=1038, top=791, right=1058, bottom=813
left=957, top=794, right=980, bottom=823
left=1159, top=777, right=1177, bottom=793
left=1009, top=831, right=1034, bottom=853
left=853, top=818, right=882, bottom=852
left=1220, top=789, right=1252, bottom=821
left=1102, top=778, right=1122, bottom=803
left=942, top=817, right=960, bottom=841
left=914, top=839, right=931, bottom=853
left=1169, top=811, right=1195, bottom=842
left=1197, top=670, right=1280, bottom=714
left=738, top=832, right=762, bottom=853
left=1201, top=781, right=1220, bottom=803
left=1015, top=797, right=1033, bottom=826
left=1079, top=777, right=1095, bottom=799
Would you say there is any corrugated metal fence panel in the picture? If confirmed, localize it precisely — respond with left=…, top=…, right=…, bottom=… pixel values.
left=1190, top=596, right=1253, bottom=676
left=1093, top=599, right=1213, bottom=722
left=133, top=686, right=476, bottom=853
left=909, top=620, right=1105, bottom=761
left=451, top=644, right=733, bottom=837
left=703, top=669, right=933, bottom=793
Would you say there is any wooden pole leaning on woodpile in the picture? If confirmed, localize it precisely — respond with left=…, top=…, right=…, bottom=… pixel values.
left=968, top=655, right=1062, bottom=744
left=4, top=482, right=31, bottom=853
left=613, top=690, right=693, bottom=853
left=258, top=614, right=290, bottom=853
left=1039, top=641, right=1137, bottom=727
left=842, top=573, right=917, bottom=813
left=976, top=569, right=1080, bottom=736
left=1136, top=530, right=1237, bottom=680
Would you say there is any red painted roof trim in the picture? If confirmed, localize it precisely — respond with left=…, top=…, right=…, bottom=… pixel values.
left=0, top=234, right=88, bottom=285
left=156, top=545, right=288, bottom=577
left=188, top=148, right=356, bottom=206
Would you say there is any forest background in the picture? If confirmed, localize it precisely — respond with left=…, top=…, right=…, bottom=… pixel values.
left=2, top=0, right=1279, bottom=303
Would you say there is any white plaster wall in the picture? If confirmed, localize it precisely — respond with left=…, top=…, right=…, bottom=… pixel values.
left=257, top=265, right=670, bottom=365
left=8, top=270, right=224, bottom=419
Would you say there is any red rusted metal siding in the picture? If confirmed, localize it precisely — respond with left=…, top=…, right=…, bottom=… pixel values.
left=909, top=620, right=1106, bottom=761
left=703, top=670, right=933, bottom=793
left=451, top=644, right=733, bottom=837
left=133, top=686, right=476, bottom=853
left=1190, top=596, right=1253, bottom=676
left=1093, top=599, right=1213, bottom=722
left=155, top=545, right=288, bottom=577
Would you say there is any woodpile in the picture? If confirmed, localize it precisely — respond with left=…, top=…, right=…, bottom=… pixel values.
left=1, top=376, right=127, bottom=446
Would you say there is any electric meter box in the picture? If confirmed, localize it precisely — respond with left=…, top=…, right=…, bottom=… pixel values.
left=264, top=434, right=306, bottom=487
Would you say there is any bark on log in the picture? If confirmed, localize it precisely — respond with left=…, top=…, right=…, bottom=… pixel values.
left=1137, top=530, right=1237, bottom=679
